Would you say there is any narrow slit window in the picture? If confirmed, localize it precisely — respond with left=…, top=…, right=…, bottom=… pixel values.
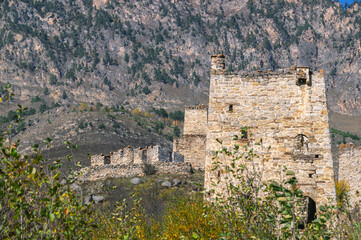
left=229, top=104, right=233, bottom=112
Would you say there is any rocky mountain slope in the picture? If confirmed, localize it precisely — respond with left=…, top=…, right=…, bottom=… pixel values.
left=0, top=0, right=361, bottom=160
left=0, top=0, right=360, bottom=113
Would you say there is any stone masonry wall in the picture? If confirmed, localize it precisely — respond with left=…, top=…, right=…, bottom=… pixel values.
left=79, top=162, right=192, bottom=181
left=183, top=105, right=208, bottom=135
left=173, top=135, right=206, bottom=169
left=339, top=144, right=361, bottom=207
left=205, top=55, right=336, bottom=208
left=91, top=145, right=176, bottom=167
left=91, top=154, right=104, bottom=166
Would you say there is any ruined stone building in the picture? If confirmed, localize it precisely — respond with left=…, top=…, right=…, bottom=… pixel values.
left=204, top=54, right=336, bottom=208
left=339, top=144, right=361, bottom=207
left=91, top=145, right=184, bottom=166
left=86, top=145, right=189, bottom=181
left=173, top=105, right=207, bottom=169
left=176, top=54, right=336, bottom=215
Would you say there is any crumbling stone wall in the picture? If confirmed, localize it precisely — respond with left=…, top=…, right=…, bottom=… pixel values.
left=110, top=149, right=124, bottom=165
left=79, top=162, right=192, bottom=181
left=91, top=154, right=105, bottom=166
left=205, top=54, right=336, bottom=208
left=183, top=105, right=208, bottom=135
left=134, top=148, right=147, bottom=164
left=173, top=135, right=206, bottom=169
left=91, top=145, right=178, bottom=167
left=339, top=144, right=361, bottom=207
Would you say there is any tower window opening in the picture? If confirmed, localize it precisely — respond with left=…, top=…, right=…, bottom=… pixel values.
left=229, top=104, right=233, bottom=112
left=297, top=78, right=307, bottom=85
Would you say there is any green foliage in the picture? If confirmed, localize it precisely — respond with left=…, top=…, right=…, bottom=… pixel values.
left=330, top=128, right=360, bottom=141
left=31, top=96, right=43, bottom=103
left=192, top=71, right=201, bottom=86
left=62, top=90, right=68, bottom=100
left=43, top=87, right=50, bottom=95
left=142, top=86, right=151, bottom=95
left=262, top=37, right=272, bottom=51
left=49, top=74, right=57, bottom=85
left=103, top=52, right=118, bottom=66
left=173, top=126, right=180, bottom=137
left=0, top=86, right=95, bottom=239
left=152, top=107, right=168, bottom=118
left=79, top=120, right=86, bottom=129
left=169, top=110, right=184, bottom=121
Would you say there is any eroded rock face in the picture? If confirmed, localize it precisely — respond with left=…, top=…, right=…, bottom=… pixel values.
left=1, top=0, right=361, bottom=117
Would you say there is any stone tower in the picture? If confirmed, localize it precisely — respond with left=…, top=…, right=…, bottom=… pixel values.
left=204, top=54, right=336, bottom=208
left=173, top=105, right=207, bottom=169
left=338, top=143, right=361, bottom=207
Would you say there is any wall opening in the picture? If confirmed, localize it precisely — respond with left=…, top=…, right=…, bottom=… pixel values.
left=307, top=197, right=316, bottom=224
left=228, top=104, right=233, bottom=112
left=295, top=134, right=309, bottom=152
left=296, top=69, right=307, bottom=86
left=299, top=196, right=317, bottom=229
left=104, top=155, right=111, bottom=165
left=297, top=78, right=307, bottom=85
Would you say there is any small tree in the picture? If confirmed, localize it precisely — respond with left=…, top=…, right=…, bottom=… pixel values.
left=62, top=90, right=68, bottom=99
left=44, top=87, right=50, bottom=95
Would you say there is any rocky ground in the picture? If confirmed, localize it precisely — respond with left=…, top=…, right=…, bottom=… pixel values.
left=70, top=171, right=204, bottom=213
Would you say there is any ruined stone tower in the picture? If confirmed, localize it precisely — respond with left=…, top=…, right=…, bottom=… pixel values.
left=339, top=143, right=361, bottom=207
left=173, top=105, right=207, bottom=169
left=204, top=54, right=336, bottom=208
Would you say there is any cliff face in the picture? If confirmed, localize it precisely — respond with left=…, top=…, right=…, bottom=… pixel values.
left=0, top=0, right=361, bottom=115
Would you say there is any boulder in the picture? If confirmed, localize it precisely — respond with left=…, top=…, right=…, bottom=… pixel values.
left=85, top=195, right=105, bottom=205
left=70, top=183, right=81, bottom=192
left=173, top=179, right=182, bottom=187
left=60, top=179, right=67, bottom=185
left=130, top=177, right=142, bottom=185
left=161, top=181, right=172, bottom=187
left=92, top=195, right=105, bottom=204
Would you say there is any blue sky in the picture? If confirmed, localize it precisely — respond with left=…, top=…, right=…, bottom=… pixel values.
left=338, top=0, right=358, bottom=6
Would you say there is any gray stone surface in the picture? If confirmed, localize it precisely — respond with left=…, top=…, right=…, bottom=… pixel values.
left=85, top=195, right=105, bottom=205
left=173, top=179, right=182, bottom=187
left=161, top=181, right=172, bottom=187
left=130, top=177, right=142, bottom=185
left=92, top=195, right=105, bottom=204
left=70, top=183, right=81, bottom=192
left=172, top=152, right=185, bottom=162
